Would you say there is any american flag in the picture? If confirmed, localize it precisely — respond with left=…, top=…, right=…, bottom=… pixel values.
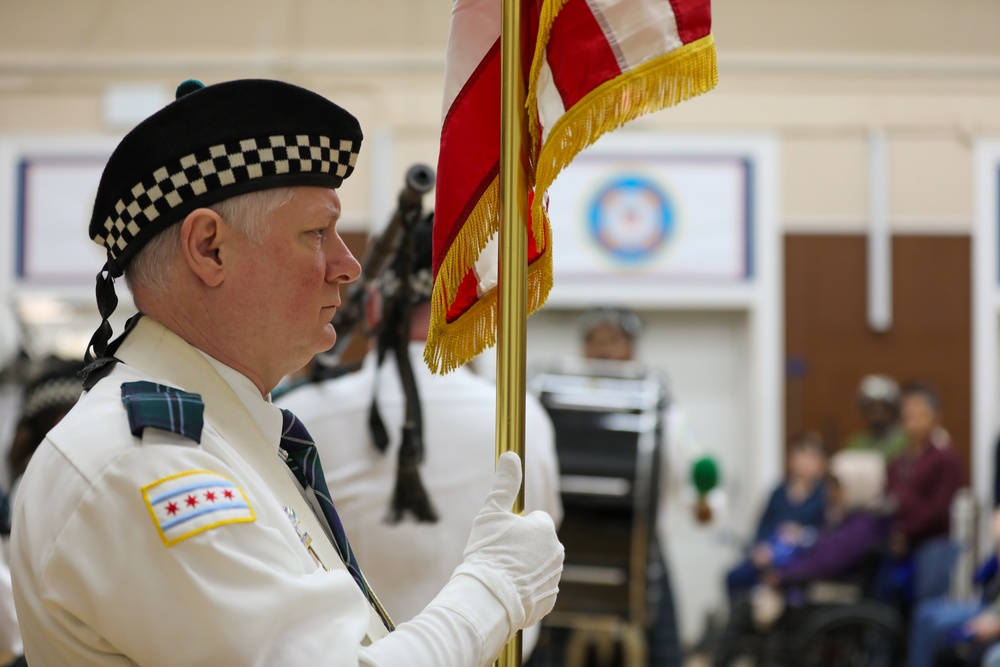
left=426, top=0, right=718, bottom=373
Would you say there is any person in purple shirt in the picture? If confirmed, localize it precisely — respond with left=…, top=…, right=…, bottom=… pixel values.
left=767, top=451, right=888, bottom=589
left=713, top=450, right=887, bottom=667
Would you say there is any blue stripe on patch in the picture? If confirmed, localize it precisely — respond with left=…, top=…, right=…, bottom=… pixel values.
left=142, top=470, right=255, bottom=547
left=159, top=501, right=252, bottom=531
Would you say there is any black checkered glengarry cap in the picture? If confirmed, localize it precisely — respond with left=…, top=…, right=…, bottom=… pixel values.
left=89, top=79, right=363, bottom=277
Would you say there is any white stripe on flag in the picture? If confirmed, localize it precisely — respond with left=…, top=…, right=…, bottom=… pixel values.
left=536, top=58, right=567, bottom=145
left=441, top=0, right=500, bottom=118
left=591, top=0, right=683, bottom=69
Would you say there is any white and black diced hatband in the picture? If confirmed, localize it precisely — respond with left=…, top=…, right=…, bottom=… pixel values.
left=94, top=133, right=359, bottom=264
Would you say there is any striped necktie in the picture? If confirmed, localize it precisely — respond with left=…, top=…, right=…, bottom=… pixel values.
left=278, top=408, right=390, bottom=629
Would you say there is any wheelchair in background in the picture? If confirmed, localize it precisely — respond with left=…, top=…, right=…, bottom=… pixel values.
left=755, top=586, right=903, bottom=667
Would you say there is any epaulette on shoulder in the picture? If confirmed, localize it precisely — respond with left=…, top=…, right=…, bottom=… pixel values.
left=121, top=381, right=204, bottom=444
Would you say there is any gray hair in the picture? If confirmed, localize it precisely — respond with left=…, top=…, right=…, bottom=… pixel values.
left=857, top=374, right=900, bottom=406
left=578, top=306, right=642, bottom=341
left=123, top=187, right=296, bottom=296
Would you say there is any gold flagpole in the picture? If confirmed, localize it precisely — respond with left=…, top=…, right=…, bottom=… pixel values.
left=496, top=0, right=527, bottom=665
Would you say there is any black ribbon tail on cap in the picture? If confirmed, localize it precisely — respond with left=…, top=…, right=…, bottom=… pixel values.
left=80, top=313, right=144, bottom=389
left=84, top=263, right=119, bottom=364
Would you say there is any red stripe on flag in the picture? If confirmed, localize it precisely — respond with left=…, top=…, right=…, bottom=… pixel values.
left=670, top=0, right=712, bottom=44
left=447, top=269, right=482, bottom=323
left=545, top=0, right=623, bottom=111
left=434, top=37, right=502, bottom=274
left=445, top=194, right=546, bottom=325
left=527, top=189, right=544, bottom=262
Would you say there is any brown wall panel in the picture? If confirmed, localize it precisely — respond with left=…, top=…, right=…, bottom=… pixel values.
left=785, top=234, right=971, bottom=476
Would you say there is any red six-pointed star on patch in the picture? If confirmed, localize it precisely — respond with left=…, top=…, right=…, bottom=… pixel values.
left=223, top=489, right=234, bottom=500
left=186, top=495, right=198, bottom=508
left=204, top=490, right=216, bottom=502
left=165, top=502, right=179, bottom=516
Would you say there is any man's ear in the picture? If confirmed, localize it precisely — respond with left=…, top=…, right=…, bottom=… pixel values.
left=180, top=208, right=227, bottom=287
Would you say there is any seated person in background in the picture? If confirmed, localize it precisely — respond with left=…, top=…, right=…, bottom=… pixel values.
left=846, top=374, right=908, bottom=462
left=725, top=432, right=829, bottom=600
left=713, top=450, right=887, bottom=667
left=883, top=381, right=964, bottom=605
left=763, top=450, right=888, bottom=591
left=906, top=507, right=1000, bottom=667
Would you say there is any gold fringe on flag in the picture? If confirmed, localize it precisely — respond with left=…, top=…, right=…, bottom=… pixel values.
left=425, top=33, right=718, bottom=375
left=424, top=191, right=553, bottom=374
left=525, top=0, right=570, bottom=174
left=529, top=34, right=719, bottom=251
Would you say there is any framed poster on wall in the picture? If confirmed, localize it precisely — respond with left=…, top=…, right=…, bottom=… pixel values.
left=542, top=131, right=771, bottom=308
left=547, top=151, right=752, bottom=283
left=0, top=136, right=118, bottom=291
left=16, top=155, right=111, bottom=283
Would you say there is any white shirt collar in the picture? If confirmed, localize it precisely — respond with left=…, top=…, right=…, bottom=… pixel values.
left=195, top=349, right=284, bottom=449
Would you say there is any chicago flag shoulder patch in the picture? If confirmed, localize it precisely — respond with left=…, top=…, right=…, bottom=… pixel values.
left=142, top=470, right=255, bottom=546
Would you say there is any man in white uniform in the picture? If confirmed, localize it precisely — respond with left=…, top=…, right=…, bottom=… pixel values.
left=277, top=215, right=563, bottom=638
left=9, top=78, right=563, bottom=667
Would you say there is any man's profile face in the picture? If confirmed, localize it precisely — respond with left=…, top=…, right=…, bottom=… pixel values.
left=226, top=186, right=361, bottom=379
left=583, top=324, right=634, bottom=361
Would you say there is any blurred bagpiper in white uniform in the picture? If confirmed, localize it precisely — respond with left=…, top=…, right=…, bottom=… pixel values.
left=277, top=212, right=563, bottom=655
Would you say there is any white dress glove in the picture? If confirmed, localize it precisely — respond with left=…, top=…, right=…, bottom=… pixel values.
left=452, top=451, right=564, bottom=631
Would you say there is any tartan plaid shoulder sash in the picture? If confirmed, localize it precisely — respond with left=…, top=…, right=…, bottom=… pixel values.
left=121, top=381, right=205, bottom=444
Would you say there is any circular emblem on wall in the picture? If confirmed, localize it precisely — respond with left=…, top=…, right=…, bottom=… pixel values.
left=587, top=174, right=674, bottom=265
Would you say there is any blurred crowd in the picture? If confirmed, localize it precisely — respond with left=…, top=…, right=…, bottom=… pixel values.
left=711, top=374, right=1000, bottom=667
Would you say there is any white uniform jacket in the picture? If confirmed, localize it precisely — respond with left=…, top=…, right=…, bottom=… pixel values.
left=278, top=345, right=563, bottom=623
left=11, top=318, right=515, bottom=667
